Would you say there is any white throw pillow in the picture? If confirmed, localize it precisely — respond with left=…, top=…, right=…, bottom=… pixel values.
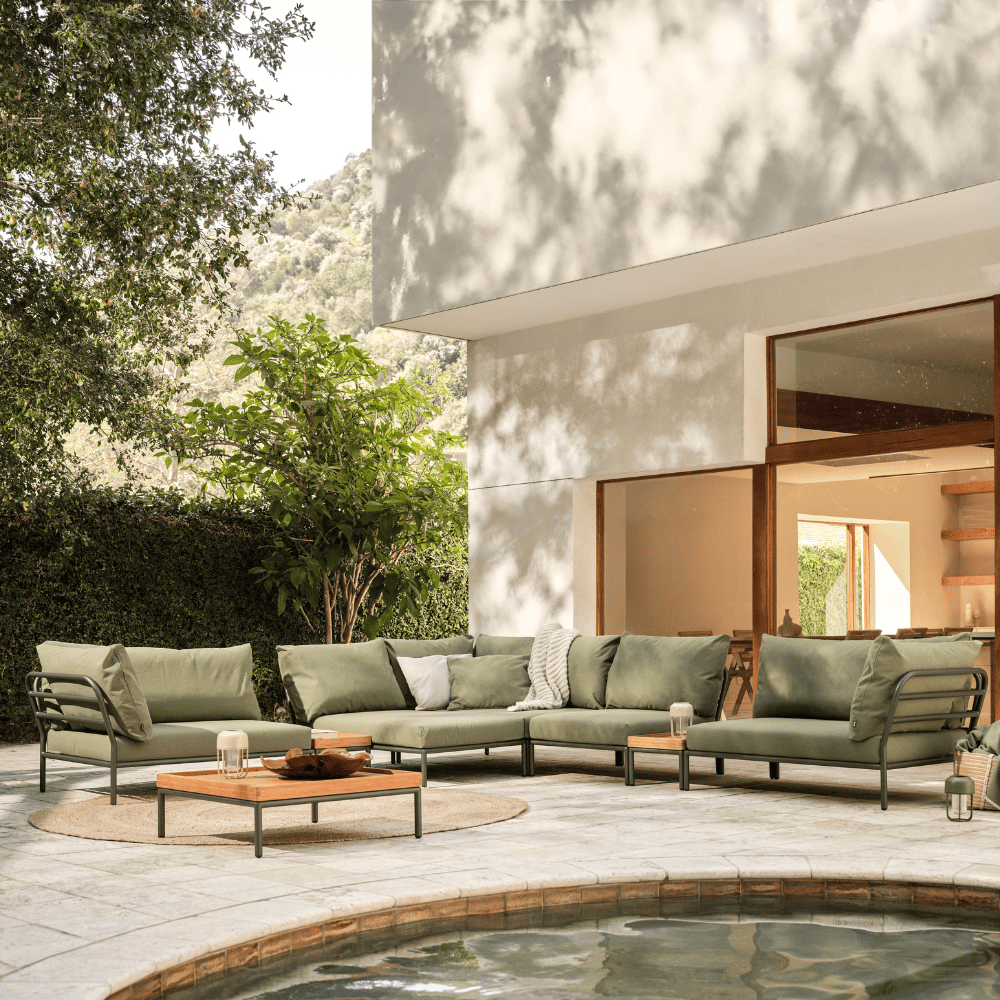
left=397, top=653, right=471, bottom=711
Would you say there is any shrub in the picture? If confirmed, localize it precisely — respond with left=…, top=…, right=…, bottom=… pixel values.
left=0, top=489, right=468, bottom=735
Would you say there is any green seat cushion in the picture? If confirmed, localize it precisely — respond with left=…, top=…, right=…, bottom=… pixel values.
left=528, top=708, right=712, bottom=746
left=849, top=636, right=982, bottom=741
left=127, top=644, right=261, bottom=724
left=448, top=654, right=530, bottom=710
left=475, top=635, right=534, bottom=656
left=753, top=635, right=874, bottom=721
left=384, top=636, right=475, bottom=708
left=605, top=633, right=728, bottom=717
left=36, top=641, right=152, bottom=742
left=568, top=635, right=621, bottom=709
left=278, top=639, right=406, bottom=724
left=312, top=709, right=539, bottom=748
left=45, top=719, right=311, bottom=763
left=685, top=717, right=964, bottom=765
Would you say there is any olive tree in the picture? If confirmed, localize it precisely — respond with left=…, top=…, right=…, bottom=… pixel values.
left=172, top=315, right=467, bottom=643
left=1, top=1, right=313, bottom=494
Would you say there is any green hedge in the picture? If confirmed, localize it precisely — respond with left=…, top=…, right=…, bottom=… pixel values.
left=798, top=543, right=864, bottom=636
left=0, top=489, right=469, bottom=729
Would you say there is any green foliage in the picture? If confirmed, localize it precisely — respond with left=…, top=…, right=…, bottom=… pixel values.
left=172, top=315, right=468, bottom=643
left=0, top=1, right=314, bottom=494
left=797, top=544, right=847, bottom=636
left=0, top=489, right=468, bottom=726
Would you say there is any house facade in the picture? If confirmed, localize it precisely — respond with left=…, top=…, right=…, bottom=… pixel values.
left=372, top=1, right=1000, bottom=662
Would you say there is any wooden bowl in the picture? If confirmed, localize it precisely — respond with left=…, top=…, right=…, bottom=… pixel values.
left=260, top=747, right=372, bottom=780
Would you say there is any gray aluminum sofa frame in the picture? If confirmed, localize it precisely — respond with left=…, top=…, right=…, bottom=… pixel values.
left=26, top=670, right=305, bottom=805
left=682, top=666, right=988, bottom=810
left=376, top=739, right=531, bottom=786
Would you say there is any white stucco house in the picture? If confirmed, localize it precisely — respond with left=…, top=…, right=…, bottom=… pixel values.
left=372, top=0, right=1000, bottom=671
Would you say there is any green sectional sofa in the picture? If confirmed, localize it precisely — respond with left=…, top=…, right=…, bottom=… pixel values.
left=279, top=631, right=731, bottom=785
left=680, top=633, right=988, bottom=809
left=27, top=642, right=312, bottom=803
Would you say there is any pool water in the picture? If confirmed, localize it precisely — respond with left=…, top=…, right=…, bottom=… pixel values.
left=180, top=901, right=1000, bottom=999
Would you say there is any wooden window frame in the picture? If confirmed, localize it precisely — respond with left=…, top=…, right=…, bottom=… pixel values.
left=796, top=518, right=873, bottom=632
left=595, top=294, right=998, bottom=715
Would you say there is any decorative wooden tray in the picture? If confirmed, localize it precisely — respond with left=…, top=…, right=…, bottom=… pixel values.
left=260, top=747, right=372, bottom=780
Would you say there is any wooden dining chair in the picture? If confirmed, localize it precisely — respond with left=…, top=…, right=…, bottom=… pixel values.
left=920, top=629, right=945, bottom=637
left=895, top=628, right=926, bottom=639
left=727, top=630, right=755, bottom=715
left=677, top=630, right=713, bottom=637
left=845, top=629, right=882, bottom=640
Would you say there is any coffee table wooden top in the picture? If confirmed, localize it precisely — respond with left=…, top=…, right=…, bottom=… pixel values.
left=156, top=766, right=420, bottom=802
left=310, top=731, right=372, bottom=749
left=627, top=732, right=686, bottom=751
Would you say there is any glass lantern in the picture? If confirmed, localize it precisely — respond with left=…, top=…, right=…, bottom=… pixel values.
left=669, top=702, right=694, bottom=739
left=217, top=729, right=249, bottom=779
left=945, top=774, right=974, bottom=822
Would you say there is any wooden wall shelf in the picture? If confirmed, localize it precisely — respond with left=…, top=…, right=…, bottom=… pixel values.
left=941, top=481, right=995, bottom=495
left=942, top=528, right=995, bottom=540
left=942, top=575, right=995, bottom=586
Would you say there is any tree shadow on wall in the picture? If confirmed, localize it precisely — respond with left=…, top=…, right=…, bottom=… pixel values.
left=374, top=0, right=1000, bottom=323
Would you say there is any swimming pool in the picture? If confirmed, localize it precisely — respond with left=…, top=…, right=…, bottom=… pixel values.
left=175, top=896, right=1000, bottom=1000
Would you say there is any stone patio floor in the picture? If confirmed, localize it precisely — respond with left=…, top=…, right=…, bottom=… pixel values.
left=2, top=740, right=1000, bottom=999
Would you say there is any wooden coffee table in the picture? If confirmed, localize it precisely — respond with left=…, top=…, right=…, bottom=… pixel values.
left=626, top=733, right=689, bottom=788
left=156, top=766, right=421, bottom=857
left=310, top=730, right=372, bottom=750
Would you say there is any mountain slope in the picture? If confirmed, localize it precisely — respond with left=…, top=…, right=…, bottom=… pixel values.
left=70, top=151, right=467, bottom=491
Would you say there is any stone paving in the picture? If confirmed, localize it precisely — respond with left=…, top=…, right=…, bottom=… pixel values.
left=2, top=740, right=1000, bottom=999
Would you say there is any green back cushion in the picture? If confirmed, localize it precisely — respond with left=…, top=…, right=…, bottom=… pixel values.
left=604, top=633, right=729, bottom=716
left=568, top=635, right=621, bottom=709
left=37, top=641, right=152, bottom=742
left=278, top=639, right=406, bottom=723
left=384, top=635, right=474, bottom=708
left=127, top=644, right=261, bottom=723
left=475, top=635, right=534, bottom=657
left=753, top=635, right=874, bottom=721
left=447, top=654, right=530, bottom=710
left=849, top=636, right=982, bottom=741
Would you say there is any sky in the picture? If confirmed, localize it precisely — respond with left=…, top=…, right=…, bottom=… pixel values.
left=211, top=0, right=372, bottom=190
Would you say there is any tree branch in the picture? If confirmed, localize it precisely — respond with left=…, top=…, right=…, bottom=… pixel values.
left=1, top=178, right=52, bottom=208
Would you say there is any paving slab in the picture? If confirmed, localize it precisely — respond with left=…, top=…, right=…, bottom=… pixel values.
left=4, top=741, right=1000, bottom=997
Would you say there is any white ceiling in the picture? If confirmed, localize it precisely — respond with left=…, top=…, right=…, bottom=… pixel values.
left=384, top=180, right=1000, bottom=341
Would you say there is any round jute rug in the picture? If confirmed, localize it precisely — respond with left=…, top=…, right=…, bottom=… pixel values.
left=29, top=789, right=527, bottom=846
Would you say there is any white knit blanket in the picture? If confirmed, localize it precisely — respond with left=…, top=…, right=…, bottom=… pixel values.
left=508, top=620, right=581, bottom=712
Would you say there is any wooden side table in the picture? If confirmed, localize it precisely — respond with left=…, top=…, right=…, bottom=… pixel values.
left=311, top=731, right=372, bottom=750
left=626, top=733, right=689, bottom=789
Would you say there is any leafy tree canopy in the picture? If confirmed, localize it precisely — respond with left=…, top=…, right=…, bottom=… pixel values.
left=0, top=0, right=314, bottom=495
left=172, top=315, right=467, bottom=643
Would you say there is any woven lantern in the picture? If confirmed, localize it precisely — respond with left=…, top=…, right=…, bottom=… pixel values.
left=217, top=729, right=249, bottom=779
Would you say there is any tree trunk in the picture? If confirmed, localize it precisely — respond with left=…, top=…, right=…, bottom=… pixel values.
left=322, top=571, right=334, bottom=644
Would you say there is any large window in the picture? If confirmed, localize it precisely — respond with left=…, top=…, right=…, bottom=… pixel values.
left=773, top=300, right=993, bottom=444
left=777, top=446, right=994, bottom=636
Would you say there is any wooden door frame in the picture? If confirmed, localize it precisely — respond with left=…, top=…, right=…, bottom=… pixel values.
left=594, top=464, right=755, bottom=636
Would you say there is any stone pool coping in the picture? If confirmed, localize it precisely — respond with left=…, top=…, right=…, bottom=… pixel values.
left=109, top=876, right=1000, bottom=1000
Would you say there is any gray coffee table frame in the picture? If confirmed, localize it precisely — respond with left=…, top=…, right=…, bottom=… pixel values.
left=157, top=781, right=422, bottom=857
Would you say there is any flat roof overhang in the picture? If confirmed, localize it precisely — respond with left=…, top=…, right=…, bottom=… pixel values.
left=382, top=180, right=1000, bottom=341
